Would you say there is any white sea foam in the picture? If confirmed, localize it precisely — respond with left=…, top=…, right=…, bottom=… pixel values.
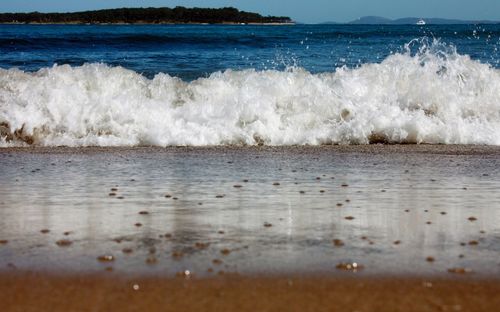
left=1, top=40, right=499, bottom=146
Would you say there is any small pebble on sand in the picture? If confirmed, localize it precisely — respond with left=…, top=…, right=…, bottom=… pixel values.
left=426, top=257, right=435, bottom=262
left=139, top=211, right=149, bottom=215
left=264, top=222, right=273, bottom=227
left=448, top=267, right=472, bottom=274
left=333, top=239, right=344, bottom=247
left=468, top=217, right=477, bottom=222
left=40, top=229, right=50, bottom=234
left=56, top=239, right=72, bottom=247
left=97, top=255, right=115, bottom=262
left=195, top=242, right=210, bottom=249
left=345, top=216, right=355, bottom=220
left=336, top=262, right=363, bottom=272
left=176, top=270, right=192, bottom=278
left=0, top=240, right=8, bottom=245
left=172, top=251, right=184, bottom=259
left=220, top=249, right=231, bottom=256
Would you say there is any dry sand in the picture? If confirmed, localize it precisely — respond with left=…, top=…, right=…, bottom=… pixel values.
left=1, top=272, right=500, bottom=312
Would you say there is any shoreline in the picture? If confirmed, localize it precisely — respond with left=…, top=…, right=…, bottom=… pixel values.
left=1, top=272, right=500, bottom=311
left=0, top=22, right=295, bottom=26
left=2, top=144, right=500, bottom=155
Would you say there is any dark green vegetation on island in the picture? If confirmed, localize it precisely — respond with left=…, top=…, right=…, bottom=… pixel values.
left=0, top=7, right=293, bottom=25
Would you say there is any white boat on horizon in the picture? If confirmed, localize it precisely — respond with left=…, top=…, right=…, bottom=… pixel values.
left=416, top=19, right=426, bottom=25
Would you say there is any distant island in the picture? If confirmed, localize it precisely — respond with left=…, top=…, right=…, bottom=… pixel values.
left=347, top=16, right=499, bottom=25
left=0, top=7, right=293, bottom=25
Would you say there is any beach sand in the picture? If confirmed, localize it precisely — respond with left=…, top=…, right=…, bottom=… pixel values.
left=2, top=272, right=500, bottom=312
left=1, top=145, right=499, bottom=310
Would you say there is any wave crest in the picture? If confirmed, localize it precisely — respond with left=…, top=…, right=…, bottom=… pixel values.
left=1, top=41, right=499, bottom=146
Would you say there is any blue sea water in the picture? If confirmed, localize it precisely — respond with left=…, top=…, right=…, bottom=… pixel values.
left=1, top=24, right=499, bottom=79
left=0, top=24, right=499, bottom=146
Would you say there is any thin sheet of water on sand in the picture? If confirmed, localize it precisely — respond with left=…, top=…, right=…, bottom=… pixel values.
left=0, top=146, right=499, bottom=277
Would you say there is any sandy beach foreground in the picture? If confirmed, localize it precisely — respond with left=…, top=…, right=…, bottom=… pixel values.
left=1, top=145, right=499, bottom=310
left=1, top=272, right=500, bottom=312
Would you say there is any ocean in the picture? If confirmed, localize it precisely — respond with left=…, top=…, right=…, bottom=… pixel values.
left=0, top=24, right=499, bottom=146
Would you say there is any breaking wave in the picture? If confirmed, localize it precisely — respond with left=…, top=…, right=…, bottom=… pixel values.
left=1, top=39, right=499, bottom=146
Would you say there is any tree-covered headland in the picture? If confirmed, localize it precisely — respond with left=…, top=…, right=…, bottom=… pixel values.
left=0, top=7, right=293, bottom=24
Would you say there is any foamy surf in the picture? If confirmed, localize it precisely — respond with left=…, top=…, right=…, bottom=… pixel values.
left=1, top=41, right=499, bottom=147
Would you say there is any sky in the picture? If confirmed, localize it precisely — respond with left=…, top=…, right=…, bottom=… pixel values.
left=0, top=0, right=498, bottom=23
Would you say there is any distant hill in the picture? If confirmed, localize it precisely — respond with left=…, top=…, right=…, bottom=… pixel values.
left=349, top=16, right=499, bottom=25
left=349, top=16, right=392, bottom=24
left=0, top=7, right=293, bottom=25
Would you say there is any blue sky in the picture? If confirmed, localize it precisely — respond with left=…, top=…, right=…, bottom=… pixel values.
left=0, top=0, right=498, bottom=23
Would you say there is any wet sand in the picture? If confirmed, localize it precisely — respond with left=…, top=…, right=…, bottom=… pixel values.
left=1, top=145, right=500, bottom=310
left=2, top=145, right=500, bottom=276
left=3, top=144, right=500, bottom=155
left=2, top=272, right=500, bottom=312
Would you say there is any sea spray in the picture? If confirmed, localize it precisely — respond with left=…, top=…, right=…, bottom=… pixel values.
left=1, top=41, right=499, bottom=146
